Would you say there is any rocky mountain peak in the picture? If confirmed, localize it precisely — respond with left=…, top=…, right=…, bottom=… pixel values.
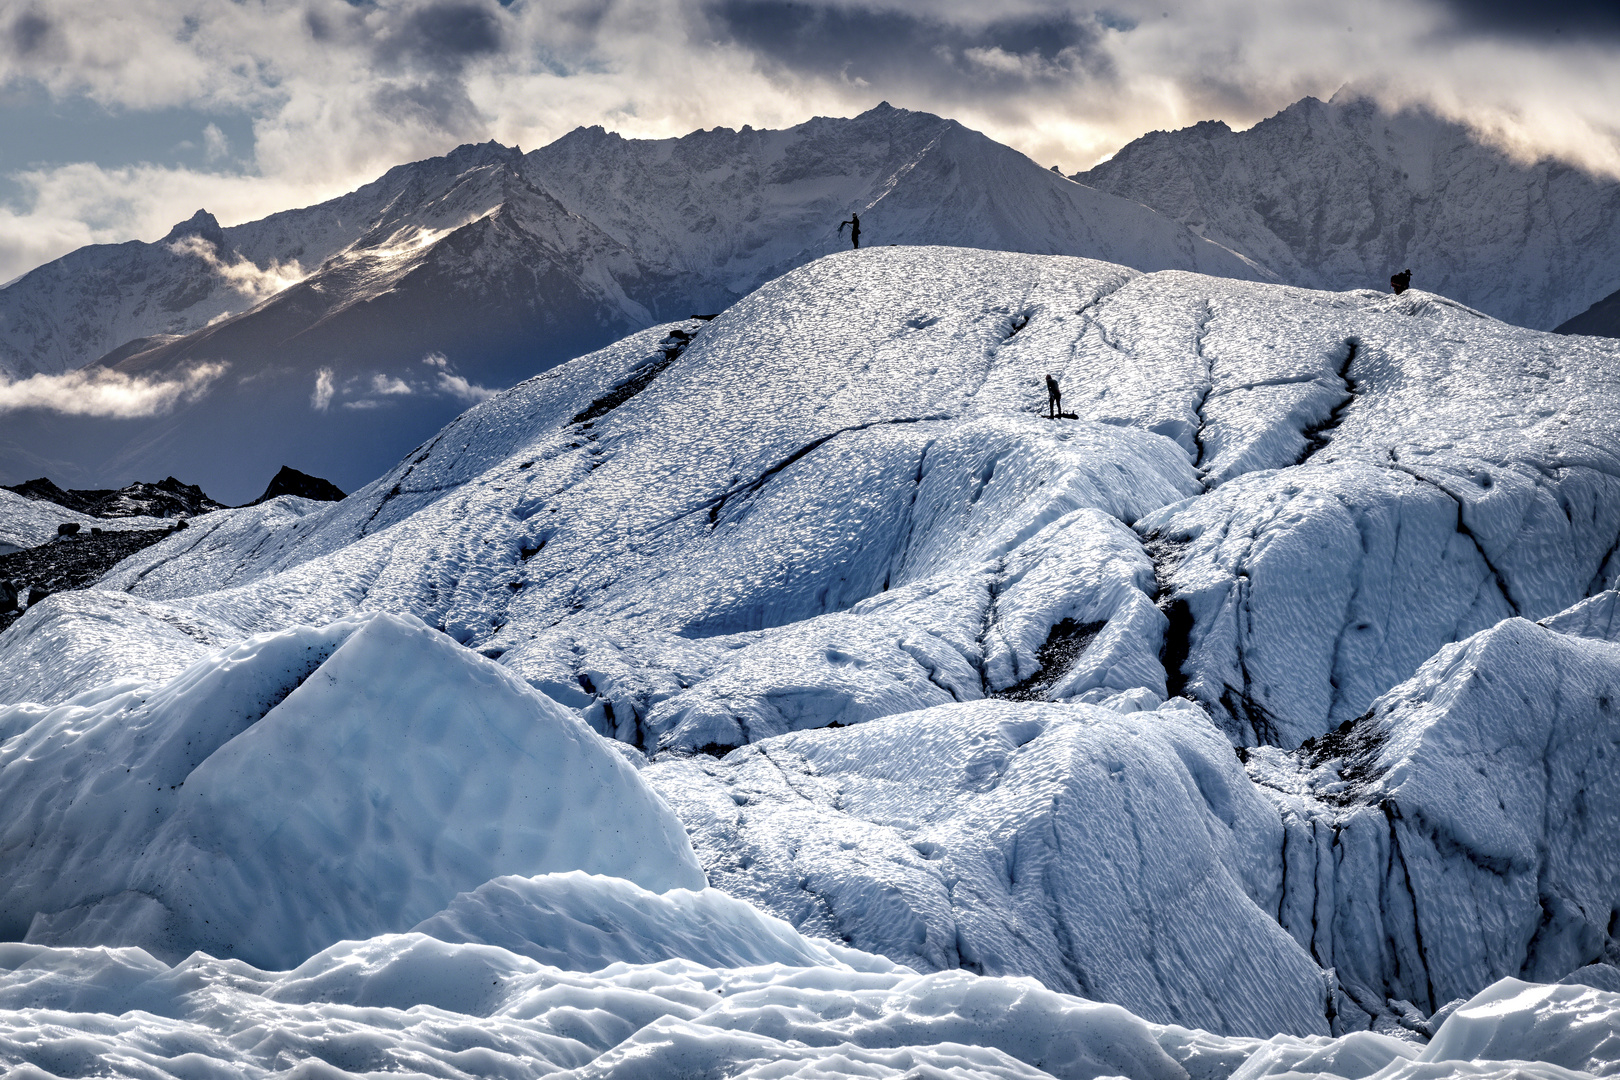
left=161, top=209, right=227, bottom=250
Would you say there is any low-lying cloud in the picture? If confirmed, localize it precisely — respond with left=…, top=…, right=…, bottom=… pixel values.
left=311, top=367, right=335, bottom=411
left=0, top=362, right=226, bottom=417
left=168, top=235, right=306, bottom=302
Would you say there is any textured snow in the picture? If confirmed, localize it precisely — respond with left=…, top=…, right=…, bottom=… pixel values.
left=82, top=248, right=1620, bottom=759
left=0, top=612, right=703, bottom=967
left=644, top=697, right=1332, bottom=1038
left=0, top=932, right=1614, bottom=1079
left=1245, top=603, right=1620, bottom=1021
left=5, top=245, right=1620, bottom=1066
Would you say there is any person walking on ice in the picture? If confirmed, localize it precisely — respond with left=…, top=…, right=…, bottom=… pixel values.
left=839, top=213, right=861, bottom=249
left=1045, top=374, right=1062, bottom=419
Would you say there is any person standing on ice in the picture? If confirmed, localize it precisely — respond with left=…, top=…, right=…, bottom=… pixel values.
left=1390, top=268, right=1412, bottom=294
left=838, top=213, right=861, bottom=250
left=1045, top=374, right=1062, bottom=419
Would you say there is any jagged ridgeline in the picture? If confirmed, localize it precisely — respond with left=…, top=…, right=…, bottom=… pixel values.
left=5, top=247, right=1620, bottom=1069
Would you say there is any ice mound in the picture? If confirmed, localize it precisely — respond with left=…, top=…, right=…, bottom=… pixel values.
left=0, top=612, right=703, bottom=967
left=647, top=697, right=1332, bottom=1038
left=1249, top=607, right=1620, bottom=1020
left=413, top=871, right=837, bottom=971
left=0, top=590, right=241, bottom=707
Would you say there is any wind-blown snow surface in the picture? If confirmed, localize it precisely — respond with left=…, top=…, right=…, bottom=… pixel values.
left=6, top=247, right=1620, bottom=1072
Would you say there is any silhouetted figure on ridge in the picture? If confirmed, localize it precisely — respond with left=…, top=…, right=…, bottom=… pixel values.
left=1046, top=374, right=1062, bottom=419
left=839, top=213, right=861, bottom=250
left=1390, top=268, right=1412, bottom=295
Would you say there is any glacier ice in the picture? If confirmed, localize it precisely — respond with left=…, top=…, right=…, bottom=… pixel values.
left=3, top=246, right=1620, bottom=1070
left=644, top=697, right=1333, bottom=1038
left=0, top=612, right=703, bottom=968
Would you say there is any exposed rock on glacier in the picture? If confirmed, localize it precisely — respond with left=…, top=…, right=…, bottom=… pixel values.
left=0, top=612, right=703, bottom=967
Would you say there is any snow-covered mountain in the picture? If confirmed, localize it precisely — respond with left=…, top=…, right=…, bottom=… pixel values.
left=1077, top=92, right=1620, bottom=332
left=0, top=104, right=1263, bottom=503
left=4, top=247, right=1620, bottom=1076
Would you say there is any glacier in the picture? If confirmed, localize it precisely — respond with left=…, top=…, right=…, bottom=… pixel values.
left=3, top=245, right=1620, bottom=1076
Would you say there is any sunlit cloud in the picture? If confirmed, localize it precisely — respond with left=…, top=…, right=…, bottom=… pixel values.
left=168, top=235, right=306, bottom=303
left=311, top=367, right=335, bottom=411
left=0, top=362, right=226, bottom=417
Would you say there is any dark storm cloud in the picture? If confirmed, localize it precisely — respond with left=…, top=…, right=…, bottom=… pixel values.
left=708, top=1, right=1111, bottom=88
left=9, top=11, right=53, bottom=57
left=351, top=0, right=511, bottom=73
left=1439, top=0, right=1620, bottom=38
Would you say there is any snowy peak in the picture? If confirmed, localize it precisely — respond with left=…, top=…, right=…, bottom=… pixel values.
left=160, top=209, right=228, bottom=250
left=1078, top=94, right=1620, bottom=330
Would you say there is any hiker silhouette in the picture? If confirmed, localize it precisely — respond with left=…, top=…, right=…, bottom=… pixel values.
left=839, top=213, right=861, bottom=250
left=1045, top=374, right=1062, bottom=419
left=1390, top=268, right=1412, bottom=294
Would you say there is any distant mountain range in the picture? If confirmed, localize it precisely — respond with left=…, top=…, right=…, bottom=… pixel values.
left=1075, top=92, right=1620, bottom=333
left=4, top=95, right=1617, bottom=500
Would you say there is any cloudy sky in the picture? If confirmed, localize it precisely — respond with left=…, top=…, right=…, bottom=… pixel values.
left=1, top=0, right=1617, bottom=283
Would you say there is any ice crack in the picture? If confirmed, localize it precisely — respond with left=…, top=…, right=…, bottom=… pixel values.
left=1296, top=340, right=1360, bottom=466
left=1385, top=458, right=1523, bottom=617
left=706, top=416, right=947, bottom=527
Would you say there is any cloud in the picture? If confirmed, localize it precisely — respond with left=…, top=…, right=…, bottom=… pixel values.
left=0, top=362, right=225, bottom=417
left=202, top=122, right=229, bottom=162
left=311, top=367, right=334, bottom=411
left=168, top=234, right=305, bottom=302
left=421, top=352, right=493, bottom=402
left=435, top=370, right=495, bottom=402
left=371, top=373, right=413, bottom=395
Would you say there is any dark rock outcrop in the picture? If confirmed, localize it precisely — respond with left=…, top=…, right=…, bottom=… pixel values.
left=4, top=476, right=226, bottom=519
left=1556, top=285, right=1620, bottom=339
left=250, top=466, right=346, bottom=505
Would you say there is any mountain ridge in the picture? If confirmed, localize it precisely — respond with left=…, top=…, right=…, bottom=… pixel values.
left=1076, top=92, right=1620, bottom=331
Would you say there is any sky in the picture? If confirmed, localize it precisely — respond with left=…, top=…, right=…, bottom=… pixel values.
left=0, top=0, right=1618, bottom=284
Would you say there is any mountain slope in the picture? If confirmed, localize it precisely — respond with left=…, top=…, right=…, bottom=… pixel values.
left=526, top=102, right=1266, bottom=296
left=1077, top=93, right=1620, bottom=331
left=0, top=105, right=1264, bottom=501
left=1558, top=284, right=1620, bottom=338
